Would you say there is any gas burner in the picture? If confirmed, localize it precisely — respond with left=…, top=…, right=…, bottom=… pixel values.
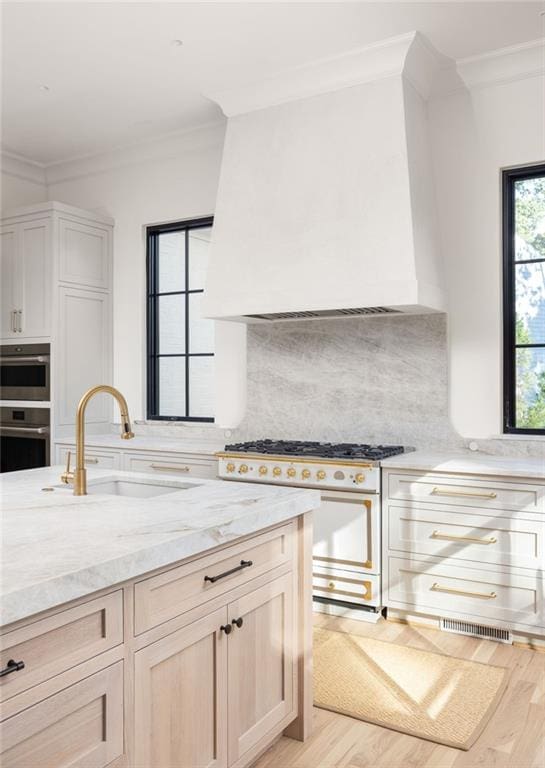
left=224, top=439, right=407, bottom=461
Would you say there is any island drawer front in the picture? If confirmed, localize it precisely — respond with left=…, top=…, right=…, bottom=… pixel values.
left=387, top=503, right=545, bottom=571
left=387, top=472, right=544, bottom=513
left=387, top=556, right=545, bottom=627
left=312, top=564, right=380, bottom=607
left=124, top=452, right=218, bottom=479
left=0, top=591, right=123, bottom=702
left=134, top=522, right=295, bottom=635
left=56, top=444, right=121, bottom=470
left=0, top=661, right=123, bottom=768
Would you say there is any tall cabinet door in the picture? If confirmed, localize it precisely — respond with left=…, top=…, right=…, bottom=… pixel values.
left=19, top=219, right=51, bottom=337
left=0, top=224, right=19, bottom=339
left=134, top=608, right=228, bottom=768
left=227, top=572, right=295, bottom=766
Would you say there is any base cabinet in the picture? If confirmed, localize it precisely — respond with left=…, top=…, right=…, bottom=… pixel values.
left=134, top=573, right=295, bottom=768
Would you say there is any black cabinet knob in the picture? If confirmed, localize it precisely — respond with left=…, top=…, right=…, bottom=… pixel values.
left=220, top=624, right=232, bottom=635
left=232, top=617, right=243, bottom=629
left=0, top=659, right=25, bottom=678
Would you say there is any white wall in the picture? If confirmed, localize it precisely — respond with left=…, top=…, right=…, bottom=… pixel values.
left=429, top=54, right=545, bottom=438
left=1, top=155, right=48, bottom=209
left=47, top=124, right=226, bottom=420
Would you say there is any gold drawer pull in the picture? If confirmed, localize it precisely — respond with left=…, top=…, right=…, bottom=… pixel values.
left=431, top=582, right=497, bottom=600
left=431, top=487, right=497, bottom=500
left=85, top=457, right=99, bottom=464
left=150, top=464, right=191, bottom=473
left=431, top=530, right=497, bottom=545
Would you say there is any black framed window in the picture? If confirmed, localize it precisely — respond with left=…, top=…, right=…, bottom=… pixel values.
left=147, top=217, right=214, bottom=421
left=503, top=164, right=545, bottom=434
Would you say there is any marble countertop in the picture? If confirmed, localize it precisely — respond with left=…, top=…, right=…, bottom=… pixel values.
left=381, top=450, right=545, bottom=479
left=54, top=433, right=225, bottom=456
left=1, top=467, right=319, bottom=627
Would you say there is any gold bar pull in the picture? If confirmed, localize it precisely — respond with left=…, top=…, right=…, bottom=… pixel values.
left=431, top=487, right=497, bottom=500
left=431, top=582, right=497, bottom=600
left=85, top=457, right=99, bottom=464
left=431, top=530, right=497, bottom=545
left=150, top=463, right=191, bottom=473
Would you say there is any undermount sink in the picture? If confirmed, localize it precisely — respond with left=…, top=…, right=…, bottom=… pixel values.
left=52, top=478, right=200, bottom=498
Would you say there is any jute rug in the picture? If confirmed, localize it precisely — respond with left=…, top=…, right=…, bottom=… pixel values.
left=314, top=627, right=509, bottom=750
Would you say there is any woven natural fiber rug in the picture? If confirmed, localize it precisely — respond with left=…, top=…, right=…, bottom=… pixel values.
left=314, top=627, right=509, bottom=750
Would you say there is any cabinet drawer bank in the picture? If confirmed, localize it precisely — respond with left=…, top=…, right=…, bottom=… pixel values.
left=0, top=517, right=312, bottom=768
left=383, top=466, right=545, bottom=641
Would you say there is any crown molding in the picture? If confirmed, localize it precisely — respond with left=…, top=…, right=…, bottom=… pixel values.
left=1, top=151, right=47, bottom=186
left=457, top=37, right=545, bottom=90
left=45, top=120, right=226, bottom=185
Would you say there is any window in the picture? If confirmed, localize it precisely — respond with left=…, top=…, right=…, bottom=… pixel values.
left=503, top=164, right=545, bottom=434
left=147, top=217, right=214, bottom=421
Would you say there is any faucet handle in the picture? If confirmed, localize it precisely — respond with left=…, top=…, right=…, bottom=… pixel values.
left=60, top=450, right=74, bottom=485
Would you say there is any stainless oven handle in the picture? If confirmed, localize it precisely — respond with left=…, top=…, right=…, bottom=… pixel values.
left=0, top=426, right=50, bottom=436
left=0, top=355, right=50, bottom=364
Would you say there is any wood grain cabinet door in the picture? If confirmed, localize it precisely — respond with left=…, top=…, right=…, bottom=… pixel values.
left=227, top=572, right=295, bottom=766
left=0, top=661, right=123, bottom=768
left=134, top=607, right=228, bottom=768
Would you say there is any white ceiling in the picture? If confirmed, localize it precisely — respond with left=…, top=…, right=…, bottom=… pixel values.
left=2, top=1, right=544, bottom=166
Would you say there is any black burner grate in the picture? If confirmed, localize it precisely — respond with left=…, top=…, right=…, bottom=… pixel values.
left=224, top=439, right=406, bottom=461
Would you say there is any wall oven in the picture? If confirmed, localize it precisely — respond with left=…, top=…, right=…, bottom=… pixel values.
left=0, top=407, right=50, bottom=473
left=0, top=344, right=50, bottom=401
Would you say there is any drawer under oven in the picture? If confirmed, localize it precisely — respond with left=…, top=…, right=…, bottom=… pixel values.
left=313, top=564, right=381, bottom=608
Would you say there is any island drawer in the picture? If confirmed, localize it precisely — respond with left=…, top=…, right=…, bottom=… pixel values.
left=134, top=522, right=295, bottom=635
left=0, top=591, right=123, bottom=702
left=0, top=661, right=123, bottom=768
left=387, top=472, right=544, bottom=513
left=124, top=451, right=218, bottom=479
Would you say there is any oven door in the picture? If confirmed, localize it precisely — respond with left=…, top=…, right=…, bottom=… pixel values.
left=0, top=353, right=50, bottom=401
left=312, top=489, right=380, bottom=576
left=0, top=407, right=50, bottom=472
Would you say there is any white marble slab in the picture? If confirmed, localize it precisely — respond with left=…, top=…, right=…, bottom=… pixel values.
left=381, top=450, right=545, bottom=479
left=0, top=467, right=319, bottom=627
left=54, top=433, right=225, bottom=457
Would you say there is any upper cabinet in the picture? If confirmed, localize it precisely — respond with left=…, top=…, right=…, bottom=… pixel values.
left=58, top=217, right=111, bottom=289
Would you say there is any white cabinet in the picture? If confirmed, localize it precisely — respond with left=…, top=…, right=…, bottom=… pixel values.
left=58, top=217, right=111, bottom=289
left=0, top=219, right=51, bottom=339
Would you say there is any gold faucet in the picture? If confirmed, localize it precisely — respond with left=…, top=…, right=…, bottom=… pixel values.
left=61, top=385, right=134, bottom=495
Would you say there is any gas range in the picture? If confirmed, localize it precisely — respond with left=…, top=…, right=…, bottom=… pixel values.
left=217, top=440, right=408, bottom=492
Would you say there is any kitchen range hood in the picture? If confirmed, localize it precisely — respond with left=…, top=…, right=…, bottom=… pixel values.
left=203, top=32, right=451, bottom=323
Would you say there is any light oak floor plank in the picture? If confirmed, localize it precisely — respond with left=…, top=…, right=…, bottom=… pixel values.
left=253, top=614, right=545, bottom=768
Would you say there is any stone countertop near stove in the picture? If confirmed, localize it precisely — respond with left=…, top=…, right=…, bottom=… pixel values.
left=0, top=466, right=320, bottom=627
left=54, top=432, right=225, bottom=456
left=380, top=450, right=545, bottom=480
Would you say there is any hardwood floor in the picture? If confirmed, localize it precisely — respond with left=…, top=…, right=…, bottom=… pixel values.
left=253, top=613, right=545, bottom=768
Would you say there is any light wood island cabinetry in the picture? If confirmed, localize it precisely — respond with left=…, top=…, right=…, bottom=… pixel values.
left=0, top=515, right=312, bottom=768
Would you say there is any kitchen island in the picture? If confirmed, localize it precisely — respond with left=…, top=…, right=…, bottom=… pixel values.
left=0, top=467, right=319, bottom=768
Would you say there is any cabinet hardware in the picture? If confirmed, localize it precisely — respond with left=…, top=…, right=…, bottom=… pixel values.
left=0, top=659, right=25, bottom=678
left=431, top=487, right=497, bottom=500
left=150, top=463, right=190, bottom=473
left=431, top=530, right=497, bottom=545
left=204, top=559, right=253, bottom=584
left=220, top=624, right=232, bottom=635
left=85, top=457, right=99, bottom=464
left=232, top=617, right=243, bottom=628
left=1, top=355, right=49, bottom=363
left=431, top=582, right=497, bottom=600
left=1, top=425, right=49, bottom=436
left=17, top=310, right=23, bottom=333
left=10, top=310, right=15, bottom=333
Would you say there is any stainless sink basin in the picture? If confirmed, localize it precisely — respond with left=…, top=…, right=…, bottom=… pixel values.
left=52, top=477, right=200, bottom=498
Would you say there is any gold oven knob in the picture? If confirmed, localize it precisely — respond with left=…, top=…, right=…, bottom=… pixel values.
left=226, top=462, right=235, bottom=473
left=301, top=468, right=311, bottom=479
left=287, top=468, right=296, bottom=478
left=273, top=467, right=282, bottom=477
left=328, top=581, right=336, bottom=590
left=316, top=470, right=326, bottom=481
left=239, top=464, right=249, bottom=474
left=259, top=465, right=268, bottom=476
left=355, top=473, right=365, bottom=484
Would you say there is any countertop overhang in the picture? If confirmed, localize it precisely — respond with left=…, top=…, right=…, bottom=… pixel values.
left=0, top=467, right=320, bottom=627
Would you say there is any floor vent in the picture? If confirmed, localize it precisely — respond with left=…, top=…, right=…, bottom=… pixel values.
left=440, top=618, right=512, bottom=644
left=245, top=306, right=400, bottom=321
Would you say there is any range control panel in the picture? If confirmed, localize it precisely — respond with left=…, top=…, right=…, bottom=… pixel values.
left=217, top=455, right=380, bottom=493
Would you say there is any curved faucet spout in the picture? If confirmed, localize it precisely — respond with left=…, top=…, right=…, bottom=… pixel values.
left=63, top=385, right=134, bottom=495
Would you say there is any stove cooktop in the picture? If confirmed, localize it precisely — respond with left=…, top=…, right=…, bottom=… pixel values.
left=224, top=439, right=407, bottom=461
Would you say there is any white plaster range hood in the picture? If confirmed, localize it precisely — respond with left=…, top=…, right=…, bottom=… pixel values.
left=203, top=32, right=451, bottom=322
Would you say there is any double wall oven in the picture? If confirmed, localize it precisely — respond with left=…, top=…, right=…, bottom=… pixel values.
left=0, top=344, right=51, bottom=473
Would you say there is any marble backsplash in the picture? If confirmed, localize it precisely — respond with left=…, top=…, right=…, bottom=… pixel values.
left=135, top=313, right=544, bottom=458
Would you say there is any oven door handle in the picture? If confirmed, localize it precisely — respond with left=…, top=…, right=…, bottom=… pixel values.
left=0, top=355, right=50, bottom=364
left=0, top=426, right=50, bottom=436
